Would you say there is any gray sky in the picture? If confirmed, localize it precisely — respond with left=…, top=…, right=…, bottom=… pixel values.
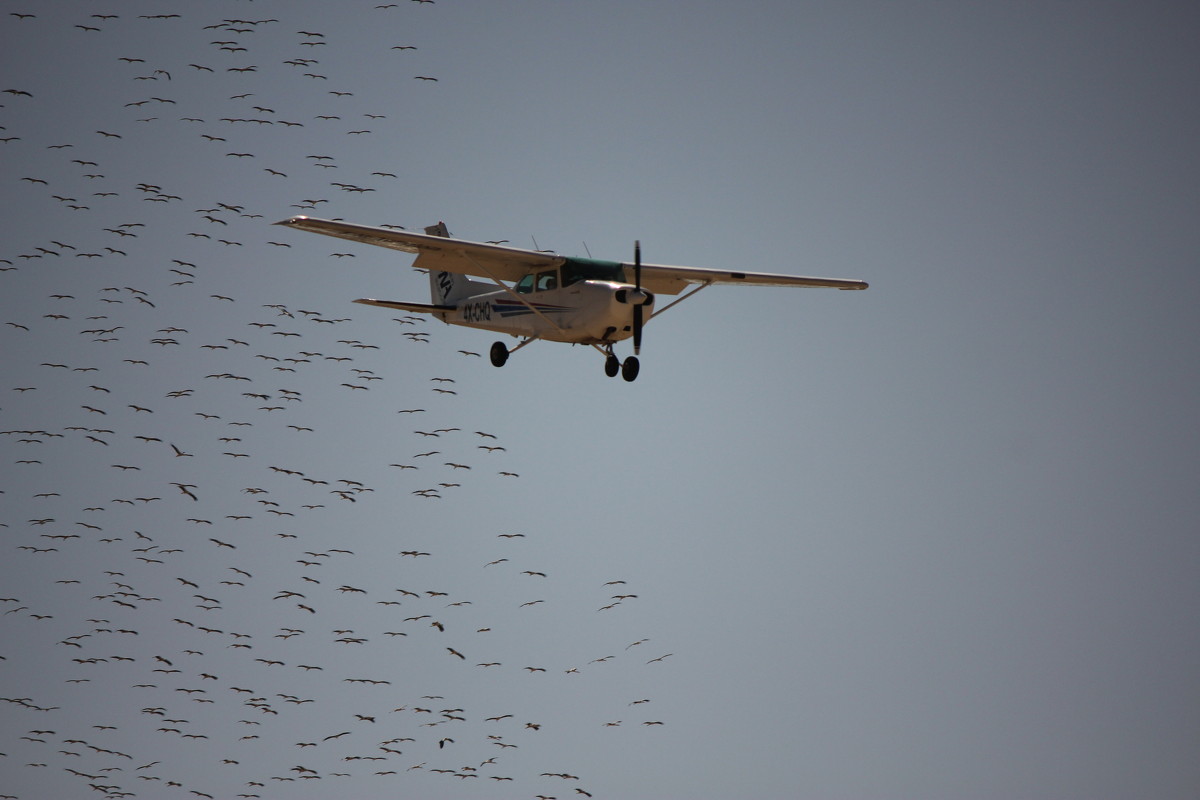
left=2, top=2, right=1197, bottom=798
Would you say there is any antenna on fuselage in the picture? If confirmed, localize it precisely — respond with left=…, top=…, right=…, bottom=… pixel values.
left=582, top=241, right=592, bottom=258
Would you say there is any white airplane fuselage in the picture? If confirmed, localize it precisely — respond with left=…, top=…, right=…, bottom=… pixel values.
left=437, top=280, right=653, bottom=345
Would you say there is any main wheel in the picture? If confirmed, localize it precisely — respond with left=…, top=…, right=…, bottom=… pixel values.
left=604, top=355, right=620, bottom=378
left=489, top=341, right=508, bottom=367
left=621, top=356, right=640, bottom=382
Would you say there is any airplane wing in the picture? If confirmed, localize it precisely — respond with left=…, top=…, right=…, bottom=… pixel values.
left=273, top=216, right=562, bottom=282
left=635, top=263, right=868, bottom=294
left=275, top=215, right=868, bottom=294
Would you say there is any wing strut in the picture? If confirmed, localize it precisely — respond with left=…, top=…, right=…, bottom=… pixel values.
left=648, top=280, right=715, bottom=320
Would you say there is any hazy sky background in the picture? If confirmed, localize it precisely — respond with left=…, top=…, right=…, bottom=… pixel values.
left=2, top=2, right=1198, bottom=799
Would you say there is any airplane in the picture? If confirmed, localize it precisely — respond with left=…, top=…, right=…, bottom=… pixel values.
left=273, top=215, right=868, bottom=381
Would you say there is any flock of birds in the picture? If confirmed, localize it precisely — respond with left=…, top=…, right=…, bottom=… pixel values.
left=2, top=6, right=672, bottom=799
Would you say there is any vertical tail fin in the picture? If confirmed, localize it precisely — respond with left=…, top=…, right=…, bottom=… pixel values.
left=420, top=222, right=491, bottom=305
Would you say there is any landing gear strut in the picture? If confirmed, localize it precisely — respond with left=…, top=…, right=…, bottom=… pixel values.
left=489, top=341, right=508, bottom=367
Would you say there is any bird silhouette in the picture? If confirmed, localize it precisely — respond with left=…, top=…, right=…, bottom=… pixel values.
left=0, top=9, right=677, bottom=797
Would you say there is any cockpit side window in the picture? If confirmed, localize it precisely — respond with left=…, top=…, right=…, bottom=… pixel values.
left=515, top=273, right=535, bottom=294
left=535, top=270, right=558, bottom=292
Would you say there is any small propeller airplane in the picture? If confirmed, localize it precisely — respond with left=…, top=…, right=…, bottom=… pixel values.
left=274, top=215, right=869, bottom=381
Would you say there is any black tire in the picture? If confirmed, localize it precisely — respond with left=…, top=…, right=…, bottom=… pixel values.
left=489, top=341, right=508, bottom=367
left=604, top=355, right=620, bottom=377
left=621, top=356, right=640, bottom=382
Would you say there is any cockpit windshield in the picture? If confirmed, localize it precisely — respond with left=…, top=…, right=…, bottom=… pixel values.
left=561, top=257, right=625, bottom=287
left=515, top=258, right=625, bottom=293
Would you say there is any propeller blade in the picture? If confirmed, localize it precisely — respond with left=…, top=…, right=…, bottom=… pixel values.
left=632, top=241, right=643, bottom=354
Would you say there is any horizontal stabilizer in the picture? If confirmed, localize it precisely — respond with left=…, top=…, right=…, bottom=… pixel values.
left=353, top=298, right=455, bottom=314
